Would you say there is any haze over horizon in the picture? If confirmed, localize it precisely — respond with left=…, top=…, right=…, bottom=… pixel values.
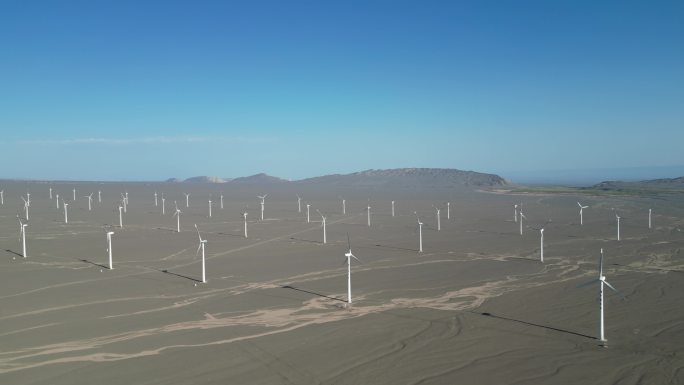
left=1, top=1, right=682, bottom=182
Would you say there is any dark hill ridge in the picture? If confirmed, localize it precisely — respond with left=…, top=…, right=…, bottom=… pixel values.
left=590, top=176, right=684, bottom=191
left=297, top=168, right=509, bottom=188
left=165, top=168, right=508, bottom=188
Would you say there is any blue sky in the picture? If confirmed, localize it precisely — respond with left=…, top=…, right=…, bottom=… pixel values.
left=0, top=1, right=682, bottom=182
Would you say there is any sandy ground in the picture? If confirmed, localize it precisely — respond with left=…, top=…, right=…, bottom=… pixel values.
left=1, top=181, right=683, bottom=384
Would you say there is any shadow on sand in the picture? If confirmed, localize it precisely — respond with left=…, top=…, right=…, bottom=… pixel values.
left=79, top=258, right=109, bottom=270
left=476, top=311, right=595, bottom=340
left=282, top=285, right=347, bottom=303
left=6, top=249, right=23, bottom=258
left=160, top=269, right=203, bottom=283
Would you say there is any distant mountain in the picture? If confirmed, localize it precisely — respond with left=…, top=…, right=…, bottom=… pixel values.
left=184, top=176, right=231, bottom=183
left=590, top=176, right=684, bottom=191
left=165, top=178, right=183, bottom=183
left=297, top=168, right=508, bottom=188
left=230, top=173, right=289, bottom=184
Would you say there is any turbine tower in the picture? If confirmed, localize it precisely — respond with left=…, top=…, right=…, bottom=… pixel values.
left=530, top=221, right=550, bottom=262
left=317, top=209, right=327, bottom=244
left=367, top=201, right=371, bottom=227
left=154, top=191, right=158, bottom=207
left=63, top=200, right=69, bottom=224
left=243, top=210, right=248, bottom=238
left=173, top=202, right=182, bottom=232
left=85, top=193, right=93, bottom=211
left=106, top=229, right=114, bottom=269
left=257, top=194, right=267, bottom=221
left=415, top=212, right=423, bottom=253
left=577, top=248, right=624, bottom=345
left=297, top=195, right=302, bottom=213
left=578, top=202, right=588, bottom=225
left=648, top=209, right=652, bottom=229
left=391, top=200, right=395, bottom=217
left=343, top=235, right=361, bottom=306
left=18, top=217, right=28, bottom=258
left=185, top=193, right=190, bottom=208
left=306, top=203, right=311, bottom=223
left=195, top=224, right=207, bottom=283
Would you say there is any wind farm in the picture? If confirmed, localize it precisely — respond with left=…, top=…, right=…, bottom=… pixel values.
left=1, top=1, right=682, bottom=383
left=0, top=171, right=683, bottom=384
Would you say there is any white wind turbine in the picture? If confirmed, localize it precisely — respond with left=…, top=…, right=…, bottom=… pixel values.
left=220, top=194, right=224, bottom=209
left=161, top=194, right=166, bottom=215
left=614, top=212, right=621, bottom=241
left=577, top=248, right=624, bottom=345
left=367, top=201, right=371, bottom=227
left=72, top=188, right=76, bottom=201
left=257, top=194, right=267, bottom=220
left=21, top=196, right=29, bottom=220
left=519, top=204, right=526, bottom=235
left=391, top=200, right=395, bottom=217
left=0, top=190, right=4, bottom=205
left=117, top=201, right=124, bottom=228
left=173, top=201, right=182, bottom=232
left=514, top=204, right=518, bottom=222
left=63, top=199, right=69, bottom=224
left=55, top=193, right=59, bottom=209
left=85, top=193, right=93, bottom=211
left=433, top=205, right=441, bottom=231
left=26, top=192, right=30, bottom=207
left=343, top=234, right=361, bottom=306
left=243, top=209, right=249, bottom=238
left=297, top=194, right=302, bottom=213
left=208, top=199, right=212, bottom=218
left=121, top=193, right=127, bottom=213
left=529, top=220, right=551, bottom=262
left=415, top=212, right=423, bottom=253
left=124, top=191, right=129, bottom=205
left=18, top=216, right=28, bottom=258
left=578, top=202, right=588, bottom=225
left=306, top=203, right=311, bottom=223
left=648, top=209, right=652, bottom=229
left=341, top=197, right=346, bottom=215
left=195, top=224, right=207, bottom=283
left=447, top=202, right=451, bottom=220
left=154, top=191, right=158, bottom=207
left=49, top=187, right=53, bottom=199
left=316, top=209, right=327, bottom=244
left=105, top=228, right=114, bottom=269
left=98, top=190, right=102, bottom=203
left=185, top=193, right=190, bottom=208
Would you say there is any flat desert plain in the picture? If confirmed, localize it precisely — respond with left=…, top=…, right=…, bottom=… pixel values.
left=1, top=181, right=684, bottom=384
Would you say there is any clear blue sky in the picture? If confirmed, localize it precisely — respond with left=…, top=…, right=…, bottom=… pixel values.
left=1, top=0, right=682, bottom=181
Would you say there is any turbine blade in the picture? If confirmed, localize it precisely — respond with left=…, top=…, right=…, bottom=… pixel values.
left=351, top=254, right=361, bottom=263
left=196, top=243, right=202, bottom=255
left=347, top=233, right=351, bottom=252
left=603, top=281, right=624, bottom=298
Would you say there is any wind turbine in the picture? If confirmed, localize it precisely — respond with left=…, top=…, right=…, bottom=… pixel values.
left=341, top=197, right=346, bottom=215
left=343, top=234, right=361, bottom=306
left=117, top=201, right=124, bottom=228
left=0, top=190, right=3, bottom=205
left=185, top=193, right=190, bottom=208
left=316, top=209, right=327, bottom=244
left=447, top=202, right=450, bottom=220
left=306, top=203, right=311, bottom=223
left=98, top=190, right=102, bottom=203
left=161, top=194, right=166, bottom=215
left=257, top=194, right=267, bottom=220
left=243, top=209, right=248, bottom=238
left=519, top=205, right=526, bottom=236
left=367, top=201, right=371, bottom=227
left=124, top=191, right=129, bottom=205
left=415, top=212, right=423, bottom=253
left=297, top=194, right=302, bottom=213
left=514, top=204, right=518, bottom=223
left=577, top=248, right=624, bottom=345
left=391, top=200, right=395, bottom=217
left=55, top=193, right=59, bottom=209
left=18, top=216, right=27, bottom=258
left=529, top=221, right=551, bottom=262
left=21, top=196, right=29, bottom=220
left=121, top=193, right=127, bottom=213
left=433, top=205, right=441, bottom=231
left=85, top=193, right=93, bottom=211
left=72, top=188, right=76, bottom=201
left=26, top=192, right=30, bottom=207
left=154, top=191, right=158, bottom=207
left=578, top=202, right=589, bottom=225
left=49, top=187, right=53, bottom=199
left=174, top=201, right=182, bottom=232
left=195, top=224, right=207, bottom=283
left=648, top=209, right=652, bottom=229
left=105, top=228, right=114, bottom=269
left=615, top=212, right=621, bottom=241
left=63, top=199, right=69, bottom=224
left=208, top=199, right=212, bottom=218
left=220, top=194, right=224, bottom=209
